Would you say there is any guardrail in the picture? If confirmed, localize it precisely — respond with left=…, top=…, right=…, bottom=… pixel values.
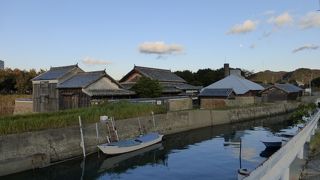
left=243, top=109, right=320, bottom=180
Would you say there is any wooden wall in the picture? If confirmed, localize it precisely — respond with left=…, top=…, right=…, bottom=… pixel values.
left=32, top=82, right=59, bottom=112
left=58, top=89, right=90, bottom=110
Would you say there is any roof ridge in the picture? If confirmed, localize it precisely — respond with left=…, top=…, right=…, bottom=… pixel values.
left=76, top=70, right=105, bottom=74
left=50, top=64, right=78, bottom=70
left=135, top=65, right=171, bottom=71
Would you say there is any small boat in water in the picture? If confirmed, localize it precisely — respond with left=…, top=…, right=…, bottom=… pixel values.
left=98, top=132, right=163, bottom=155
left=261, top=137, right=283, bottom=149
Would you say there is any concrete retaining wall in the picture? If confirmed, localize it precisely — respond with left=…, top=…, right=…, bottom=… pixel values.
left=0, top=102, right=300, bottom=176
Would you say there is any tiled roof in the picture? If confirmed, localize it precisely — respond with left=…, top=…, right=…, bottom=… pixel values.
left=84, top=89, right=135, bottom=97
left=199, top=88, right=234, bottom=97
left=121, top=66, right=186, bottom=83
left=32, top=64, right=79, bottom=81
left=203, top=74, right=264, bottom=95
left=58, top=71, right=106, bottom=88
left=275, top=83, right=303, bottom=93
left=161, top=82, right=201, bottom=90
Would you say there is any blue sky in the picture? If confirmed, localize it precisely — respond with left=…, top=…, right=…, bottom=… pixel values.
left=1, top=0, right=320, bottom=79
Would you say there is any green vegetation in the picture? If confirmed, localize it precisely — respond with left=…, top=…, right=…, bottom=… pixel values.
left=290, top=103, right=317, bottom=122
left=0, top=94, right=32, bottom=116
left=131, top=77, right=163, bottom=98
left=310, top=132, right=320, bottom=156
left=0, top=101, right=166, bottom=135
left=174, top=68, right=253, bottom=87
left=174, top=68, right=224, bottom=86
left=0, top=68, right=43, bottom=94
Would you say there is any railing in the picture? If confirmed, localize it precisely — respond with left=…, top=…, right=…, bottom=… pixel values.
left=243, top=110, right=320, bottom=180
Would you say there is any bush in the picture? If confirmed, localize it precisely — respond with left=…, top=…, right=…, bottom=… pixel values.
left=290, top=103, right=317, bottom=122
left=131, top=77, right=163, bottom=98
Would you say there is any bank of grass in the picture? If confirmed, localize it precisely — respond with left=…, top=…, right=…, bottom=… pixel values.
left=0, top=101, right=166, bottom=135
left=310, top=131, right=320, bottom=156
left=0, top=94, right=31, bottom=116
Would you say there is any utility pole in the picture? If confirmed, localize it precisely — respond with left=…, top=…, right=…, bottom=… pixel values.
left=310, top=72, right=313, bottom=96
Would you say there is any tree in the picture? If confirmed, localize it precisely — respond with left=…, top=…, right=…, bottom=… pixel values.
left=131, top=77, right=163, bottom=98
left=312, top=77, right=320, bottom=88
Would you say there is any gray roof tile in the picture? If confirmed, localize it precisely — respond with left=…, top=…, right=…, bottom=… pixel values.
left=58, top=71, right=105, bottom=88
left=203, top=74, right=264, bottom=95
left=275, top=83, right=303, bottom=93
left=85, top=89, right=135, bottom=97
left=199, top=88, right=234, bottom=97
left=32, top=65, right=79, bottom=81
left=128, top=66, right=186, bottom=83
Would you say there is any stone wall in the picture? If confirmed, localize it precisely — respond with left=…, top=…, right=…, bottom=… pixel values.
left=0, top=102, right=300, bottom=176
left=200, top=96, right=260, bottom=109
left=168, top=98, right=192, bottom=111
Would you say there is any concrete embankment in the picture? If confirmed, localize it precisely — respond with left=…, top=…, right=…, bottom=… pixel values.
left=0, top=102, right=299, bottom=176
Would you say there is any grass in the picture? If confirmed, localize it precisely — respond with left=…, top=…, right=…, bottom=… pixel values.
left=0, top=101, right=166, bottom=135
left=0, top=94, right=32, bottom=116
left=310, top=131, right=320, bottom=156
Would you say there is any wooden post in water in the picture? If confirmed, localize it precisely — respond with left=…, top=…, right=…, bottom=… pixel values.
left=79, top=116, right=86, bottom=158
left=151, top=111, right=156, bottom=130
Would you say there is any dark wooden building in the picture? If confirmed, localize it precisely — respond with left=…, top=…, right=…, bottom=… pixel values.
left=119, top=65, right=201, bottom=96
left=32, top=64, right=83, bottom=112
left=261, top=83, right=303, bottom=102
left=57, top=71, right=134, bottom=110
left=32, top=65, right=134, bottom=112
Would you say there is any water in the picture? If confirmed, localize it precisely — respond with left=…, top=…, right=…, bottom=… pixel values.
left=4, top=114, right=297, bottom=180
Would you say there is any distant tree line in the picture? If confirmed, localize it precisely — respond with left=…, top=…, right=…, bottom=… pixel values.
left=0, top=68, right=44, bottom=94
left=174, top=68, right=254, bottom=87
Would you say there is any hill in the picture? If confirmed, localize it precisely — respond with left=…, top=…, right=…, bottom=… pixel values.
left=249, top=68, right=320, bottom=86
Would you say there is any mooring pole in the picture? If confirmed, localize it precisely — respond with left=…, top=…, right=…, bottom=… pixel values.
left=239, top=138, right=242, bottom=169
left=151, top=111, right=156, bottom=129
left=138, top=117, right=142, bottom=135
left=95, top=123, right=99, bottom=145
left=79, top=116, right=86, bottom=158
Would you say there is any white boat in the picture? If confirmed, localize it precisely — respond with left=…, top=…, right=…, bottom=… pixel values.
left=261, top=137, right=283, bottom=149
left=98, top=143, right=163, bottom=171
left=98, top=132, right=163, bottom=155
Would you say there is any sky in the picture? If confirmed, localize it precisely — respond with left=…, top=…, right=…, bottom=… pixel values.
left=1, top=0, right=320, bottom=79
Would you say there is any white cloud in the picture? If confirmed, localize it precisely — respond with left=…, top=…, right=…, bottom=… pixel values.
left=268, top=12, right=293, bottom=27
left=299, top=12, right=320, bottom=29
left=227, top=20, right=257, bottom=35
left=292, top=44, right=319, bottom=53
left=139, top=41, right=184, bottom=55
left=82, top=57, right=112, bottom=65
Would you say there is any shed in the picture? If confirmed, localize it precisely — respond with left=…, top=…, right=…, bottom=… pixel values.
left=32, top=64, right=83, bottom=112
left=261, top=83, right=303, bottom=102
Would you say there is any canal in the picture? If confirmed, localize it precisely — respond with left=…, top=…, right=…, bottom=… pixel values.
left=4, top=114, right=299, bottom=180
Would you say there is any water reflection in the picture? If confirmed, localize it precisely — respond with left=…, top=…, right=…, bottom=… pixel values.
left=5, top=113, right=295, bottom=180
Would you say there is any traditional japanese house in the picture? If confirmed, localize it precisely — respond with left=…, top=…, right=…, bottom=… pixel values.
left=57, top=70, right=135, bottom=110
left=199, top=64, right=264, bottom=109
left=32, top=64, right=83, bottom=112
left=119, top=65, right=201, bottom=96
left=32, top=64, right=134, bottom=112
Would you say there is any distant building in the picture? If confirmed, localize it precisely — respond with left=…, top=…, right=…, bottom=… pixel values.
left=119, top=65, right=201, bottom=96
left=0, top=60, right=4, bottom=70
left=199, top=63, right=264, bottom=109
left=261, top=83, right=303, bottom=102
